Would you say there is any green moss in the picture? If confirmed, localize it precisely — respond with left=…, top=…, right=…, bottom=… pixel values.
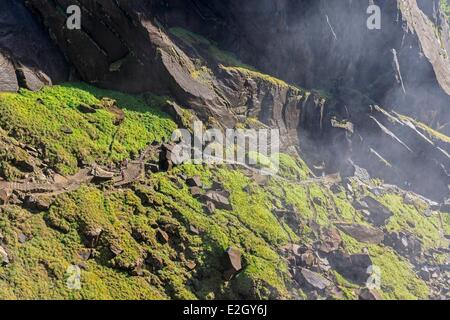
left=340, top=232, right=429, bottom=300
left=369, top=246, right=429, bottom=300
left=221, top=66, right=294, bottom=89
left=216, top=168, right=291, bottom=245
left=332, top=271, right=359, bottom=300
left=277, top=153, right=311, bottom=180
left=169, top=27, right=254, bottom=70
left=148, top=167, right=292, bottom=299
left=397, top=112, right=450, bottom=144
left=0, top=83, right=176, bottom=174
left=376, top=194, right=444, bottom=250
left=332, top=191, right=366, bottom=224
left=441, top=0, right=450, bottom=22
left=0, top=202, right=165, bottom=300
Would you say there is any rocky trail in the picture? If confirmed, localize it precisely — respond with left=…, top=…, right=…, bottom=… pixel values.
left=0, top=159, right=145, bottom=205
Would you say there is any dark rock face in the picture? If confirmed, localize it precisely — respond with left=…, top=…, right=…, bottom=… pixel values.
left=156, top=0, right=450, bottom=125
left=359, top=287, right=382, bottom=300
left=23, top=0, right=235, bottom=126
left=361, top=195, right=394, bottom=225
left=0, top=0, right=69, bottom=91
left=328, top=251, right=373, bottom=285
left=223, top=247, right=242, bottom=280
left=0, top=53, right=18, bottom=92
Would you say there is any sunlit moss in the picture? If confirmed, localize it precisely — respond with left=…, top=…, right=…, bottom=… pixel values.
left=0, top=84, right=176, bottom=174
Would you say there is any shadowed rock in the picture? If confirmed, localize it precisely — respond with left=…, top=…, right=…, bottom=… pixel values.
left=296, top=268, right=332, bottom=290
left=223, top=247, right=242, bottom=280
left=336, top=223, right=384, bottom=244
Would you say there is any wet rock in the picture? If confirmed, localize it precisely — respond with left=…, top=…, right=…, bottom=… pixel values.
left=300, top=250, right=317, bottom=268
left=0, top=53, right=19, bottom=92
left=186, top=176, right=202, bottom=188
left=287, top=243, right=302, bottom=257
left=109, top=243, right=124, bottom=257
left=353, top=165, right=371, bottom=181
left=353, top=200, right=369, bottom=210
left=165, top=101, right=193, bottom=128
left=328, top=251, right=373, bottom=285
left=189, top=225, right=200, bottom=235
left=169, top=176, right=184, bottom=189
left=440, top=199, right=450, bottom=214
left=201, top=190, right=232, bottom=211
left=78, top=249, right=92, bottom=261
left=185, top=260, right=197, bottom=271
left=312, top=197, right=323, bottom=206
left=404, top=193, right=416, bottom=205
left=418, top=267, right=431, bottom=281
left=17, top=233, right=28, bottom=244
left=297, top=268, right=332, bottom=290
left=13, top=158, right=35, bottom=173
left=145, top=252, right=165, bottom=272
left=145, top=163, right=160, bottom=174
left=359, top=287, right=382, bottom=300
left=223, top=247, right=242, bottom=281
left=211, top=181, right=224, bottom=191
left=100, top=98, right=117, bottom=109
left=0, top=246, right=9, bottom=266
left=361, top=196, right=393, bottom=226
left=424, top=208, right=433, bottom=217
left=336, top=223, right=384, bottom=244
left=330, top=184, right=341, bottom=194
left=15, top=64, right=51, bottom=91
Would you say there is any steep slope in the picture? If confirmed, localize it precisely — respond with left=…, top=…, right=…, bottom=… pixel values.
left=0, top=0, right=449, bottom=300
left=153, top=0, right=450, bottom=126
left=0, top=82, right=448, bottom=300
left=0, top=0, right=69, bottom=91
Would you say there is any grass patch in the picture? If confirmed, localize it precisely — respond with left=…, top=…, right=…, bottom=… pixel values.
left=0, top=83, right=176, bottom=174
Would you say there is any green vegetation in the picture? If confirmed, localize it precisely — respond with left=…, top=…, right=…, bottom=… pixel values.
left=0, top=81, right=448, bottom=300
left=397, top=112, right=450, bottom=144
left=220, top=66, right=292, bottom=89
left=376, top=194, right=444, bottom=250
left=169, top=27, right=254, bottom=70
left=339, top=233, right=429, bottom=300
left=0, top=193, right=165, bottom=299
left=441, top=0, right=450, bottom=22
left=169, top=27, right=309, bottom=92
left=0, top=83, right=176, bottom=174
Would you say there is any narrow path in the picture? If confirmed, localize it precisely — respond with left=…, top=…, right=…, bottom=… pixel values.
left=0, top=145, right=339, bottom=202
